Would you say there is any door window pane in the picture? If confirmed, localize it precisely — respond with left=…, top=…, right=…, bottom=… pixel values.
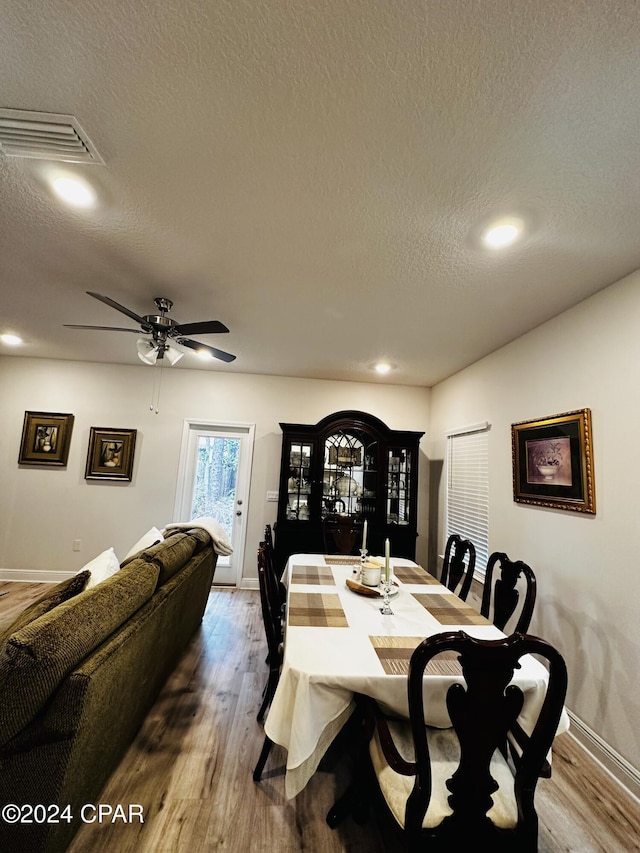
left=191, top=436, right=240, bottom=540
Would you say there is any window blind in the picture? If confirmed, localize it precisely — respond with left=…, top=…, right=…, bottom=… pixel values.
left=446, top=425, right=489, bottom=577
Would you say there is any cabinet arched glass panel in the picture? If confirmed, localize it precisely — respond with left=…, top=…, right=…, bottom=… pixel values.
left=322, top=430, right=374, bottom=518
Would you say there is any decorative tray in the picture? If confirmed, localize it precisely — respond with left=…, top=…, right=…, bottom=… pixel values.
left=345, top=579, right=399, bottom=598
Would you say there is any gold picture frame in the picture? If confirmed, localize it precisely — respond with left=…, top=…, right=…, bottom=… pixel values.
left=512, top=408, right=595, bottom=514
left=85, top=427, right=137, bottom=481
left=18, top=411, right=74, bottom=466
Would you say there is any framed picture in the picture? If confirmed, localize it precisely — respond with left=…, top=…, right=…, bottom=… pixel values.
left=328, top=445, right=362, bottom=467
left=18, top=411, right=74, bottom=466
left=511, top=408, right=595, bottom=514
left=85, top=427, right=137, bottom=481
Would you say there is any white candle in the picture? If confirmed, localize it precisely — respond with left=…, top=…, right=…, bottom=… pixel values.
left=385, top=538, right=390, bottom=582
left=362, top=519, right=368, bottom=551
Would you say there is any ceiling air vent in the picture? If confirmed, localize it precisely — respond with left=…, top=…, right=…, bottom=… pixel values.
left=0, top=108, right=104, bottom=164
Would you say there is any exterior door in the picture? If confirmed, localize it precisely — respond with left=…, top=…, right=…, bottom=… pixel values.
left=174, top=420, right=255, bottom=585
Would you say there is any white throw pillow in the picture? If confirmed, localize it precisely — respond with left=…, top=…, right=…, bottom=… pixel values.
left=81, top=547, right=121, bottom=589
left=123, top=527, right=164, bottom=560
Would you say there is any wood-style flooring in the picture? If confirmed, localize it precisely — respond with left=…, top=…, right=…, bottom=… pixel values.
left=2, top=581, right=640, bottom=852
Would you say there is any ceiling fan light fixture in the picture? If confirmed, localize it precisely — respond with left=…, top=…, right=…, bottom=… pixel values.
left=164, top=345, right=184, bottom=366
left=136, top=338, right=158, bottom=365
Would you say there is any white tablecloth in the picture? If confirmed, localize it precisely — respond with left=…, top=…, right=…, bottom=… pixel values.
left=264, top=553, right=569, bottom=798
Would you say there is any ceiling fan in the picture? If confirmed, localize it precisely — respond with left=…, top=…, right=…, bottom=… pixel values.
left=65, top=291, right=236, bottom=364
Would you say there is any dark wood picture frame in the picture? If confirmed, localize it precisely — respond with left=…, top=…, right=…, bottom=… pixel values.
left=85, top=427, right=137, bottom=481
left=512, top=408, right=595, bottom=514
left=18, top=411, right=74, bottom=467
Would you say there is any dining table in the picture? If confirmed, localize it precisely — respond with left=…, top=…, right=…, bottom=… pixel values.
left=264, top=552, right=570, bottom=799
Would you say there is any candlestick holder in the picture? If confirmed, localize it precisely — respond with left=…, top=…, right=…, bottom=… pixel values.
left=379, top=577, right=394, bottom=615
left=356, top=548, right=368, bottom=578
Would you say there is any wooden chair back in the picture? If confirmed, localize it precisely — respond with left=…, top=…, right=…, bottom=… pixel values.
left=440, top=534, right=476, bottom=601
left=256, top=542, right=283, bottom=722
left=481, top=552, right=537, bottom=634
left=322, top=515, right=361, bottom=555
left=262, top=530, right=286, bottom=614
left=264, top=523, right=274, bottom=551
left=405, top=631, right=567, bottom=850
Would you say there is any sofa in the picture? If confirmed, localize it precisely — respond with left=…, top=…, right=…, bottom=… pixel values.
left=0, top=527, right=217, bottom=853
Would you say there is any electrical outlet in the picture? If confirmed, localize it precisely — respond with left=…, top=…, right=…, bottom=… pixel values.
left=73, top=539, right=82, bottom=551
left=266, top=491, right=279, bottom=502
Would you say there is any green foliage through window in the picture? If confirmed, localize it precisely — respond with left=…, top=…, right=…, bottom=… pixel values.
left=191, top=437, right=240, bottom=538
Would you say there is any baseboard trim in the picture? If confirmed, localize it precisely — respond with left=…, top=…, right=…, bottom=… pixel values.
left=0, top=568, right=73, bottom=583
left=239, top=578, right=259, bottom=590
left=567, top=710, right=640, bottom=803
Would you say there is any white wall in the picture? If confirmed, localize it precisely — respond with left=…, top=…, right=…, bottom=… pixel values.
left=0, top=358, right=430, bottom=580
left=429, top=269, right=640, bottom=774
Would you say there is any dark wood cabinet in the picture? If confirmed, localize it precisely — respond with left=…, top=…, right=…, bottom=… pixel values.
left=275, top=410, right=424, bottom=570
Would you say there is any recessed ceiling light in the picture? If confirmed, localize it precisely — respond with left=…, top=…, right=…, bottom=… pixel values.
left=482, top=218, right=523, bottom=249
left=50, top=175, right=97, bottom=208
left=1, top=333, right=23, bottom=346
left=374, top=362, right=392, bottom=374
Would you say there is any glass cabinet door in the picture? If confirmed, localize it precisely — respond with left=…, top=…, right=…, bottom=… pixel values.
left=286, top=441, right=313, bottom=520
left=387, top=447, right=411, bottom=525
left=361, top=441, right=378, bottom=520
left=321, top=431, right=363, bottom=517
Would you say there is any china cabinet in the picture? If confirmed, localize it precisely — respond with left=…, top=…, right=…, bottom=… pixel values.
left=274, top=411, right=424, bottom=571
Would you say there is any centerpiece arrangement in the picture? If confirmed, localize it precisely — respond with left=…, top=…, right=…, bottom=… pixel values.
left=346, top=524, right=395, bottom=612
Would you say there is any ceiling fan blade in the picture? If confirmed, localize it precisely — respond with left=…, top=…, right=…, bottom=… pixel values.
left=64, top=324, right=141, bottom=333
left=177, top=338, right=236, bottom=363
left=174, top=320, right=230, bottom=335
left=86, top=291, right=147, bottom=325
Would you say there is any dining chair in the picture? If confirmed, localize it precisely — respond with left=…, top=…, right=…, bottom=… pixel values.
left=263, top=525, right=286, bottom=614
left=322, top=514, right=361, bottom=555
left=253, top=543, right=284, bottom=781
left=481, top=552, right=537, bottom=635
left=255, top=543, right=283, bottom=722
left=440, top=534, right=476, bottom=601
left=354, top=631, right=567, bottom=851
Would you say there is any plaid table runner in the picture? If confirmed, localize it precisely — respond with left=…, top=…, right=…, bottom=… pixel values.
left=323, top=555, right=361, bottom=565
left=393, top=566, right=440, bottom=585
left=369, top=636, right=462, bottom=676
left=288, top=592, right=349, bottom=627
left=412, top=593, right=492, bottom=626
left=291, top=565, right=335, bottom=585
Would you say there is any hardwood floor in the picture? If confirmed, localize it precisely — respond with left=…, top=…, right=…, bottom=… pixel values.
left=3, top=582, right=640, bottom=851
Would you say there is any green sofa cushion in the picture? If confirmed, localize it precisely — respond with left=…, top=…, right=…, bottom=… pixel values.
left=0, top=561, right=159, bottom=748
left=120, top=529, right=210, bottom=586
left=0, top=571, right=90, bottom=646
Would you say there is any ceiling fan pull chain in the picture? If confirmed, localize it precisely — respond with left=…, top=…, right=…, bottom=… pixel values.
left=149, top=360, right=162, bottom=413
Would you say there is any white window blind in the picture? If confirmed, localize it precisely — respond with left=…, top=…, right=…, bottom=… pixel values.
left=446, top=424, right=489, bottom=576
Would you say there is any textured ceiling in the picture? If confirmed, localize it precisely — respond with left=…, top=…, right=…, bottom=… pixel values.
left=1, top=0, right=640, bottom=386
